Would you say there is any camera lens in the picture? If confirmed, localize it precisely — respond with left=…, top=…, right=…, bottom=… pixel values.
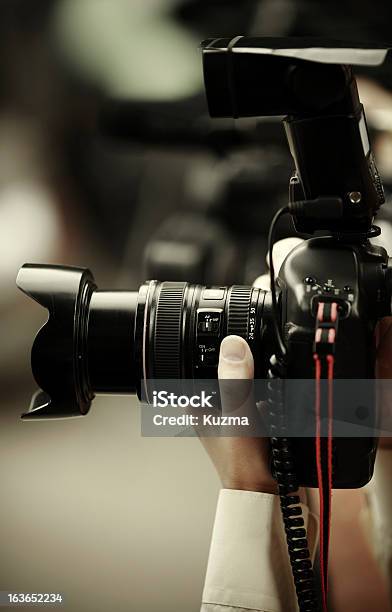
left=17, top=265, right=271, bottom=419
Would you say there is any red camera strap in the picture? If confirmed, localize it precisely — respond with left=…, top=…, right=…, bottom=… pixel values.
left=313, top=301, right=339, bottom=611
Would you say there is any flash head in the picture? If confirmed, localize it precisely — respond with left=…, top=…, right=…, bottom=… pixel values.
left=201, top=36, right=390, bottom=233
left=201, top=37, right=390, bottom=118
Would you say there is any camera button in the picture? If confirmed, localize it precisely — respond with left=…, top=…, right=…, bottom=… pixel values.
left=203, top=288, right=225, bottom=300
left=197, top=310, right=222, bottom=335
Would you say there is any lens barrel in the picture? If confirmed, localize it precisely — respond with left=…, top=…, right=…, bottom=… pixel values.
left=17, top=264, right=270, bottom=419
left=87, top=291, right=138, bottom=394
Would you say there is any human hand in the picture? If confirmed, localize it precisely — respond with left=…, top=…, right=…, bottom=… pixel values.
left=199, top=334, right=277, bottom=494
left=198, top=238, right=304, bottom=494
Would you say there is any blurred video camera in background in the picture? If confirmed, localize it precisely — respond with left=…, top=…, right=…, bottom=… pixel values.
left=2, top=0, right=392, bottom=392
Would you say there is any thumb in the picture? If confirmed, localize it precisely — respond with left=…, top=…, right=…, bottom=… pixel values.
left=218, top=335, right=254, bottom=380
left=218, top=336, right=254, bottom=416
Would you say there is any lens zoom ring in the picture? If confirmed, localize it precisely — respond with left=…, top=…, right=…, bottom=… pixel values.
left=227, top=286, right=252, bottom=339
left=154, top=282, right=186, bottom=378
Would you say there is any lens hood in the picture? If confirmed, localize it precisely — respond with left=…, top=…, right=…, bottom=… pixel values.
left=16, top=264, right=96, bottom=419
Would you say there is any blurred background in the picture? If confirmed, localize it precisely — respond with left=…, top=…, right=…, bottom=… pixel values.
left=2, top=1, right=392, bottom=610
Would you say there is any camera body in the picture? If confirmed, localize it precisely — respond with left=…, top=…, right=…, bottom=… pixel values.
left=280, top=236, right=390, bottom=486
left=17, top=38, right=392, bottom=489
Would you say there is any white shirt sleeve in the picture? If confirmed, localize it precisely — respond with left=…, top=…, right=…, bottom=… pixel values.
left=201, top=489, right=318, bottom=612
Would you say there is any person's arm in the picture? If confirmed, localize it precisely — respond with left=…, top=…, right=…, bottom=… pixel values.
left=201, top=489, right=316, bottom=612
left=200, top=335, right=318, bottom=612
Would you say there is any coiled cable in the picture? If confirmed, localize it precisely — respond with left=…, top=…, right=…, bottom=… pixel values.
left=268, top=354, right=320, bottom=612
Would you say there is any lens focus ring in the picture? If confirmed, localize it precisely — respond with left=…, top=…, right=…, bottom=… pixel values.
left=153, top=282, right=187, bottom=378
left=227, top=286, right=252, bottom=339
